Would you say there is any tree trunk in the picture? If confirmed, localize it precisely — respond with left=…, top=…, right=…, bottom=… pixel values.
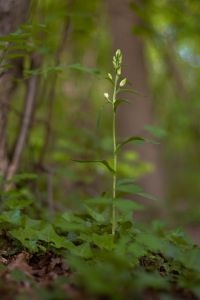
left=106, top=0, right=166, bottom=204
left=0, top=0, right=30, bottom=177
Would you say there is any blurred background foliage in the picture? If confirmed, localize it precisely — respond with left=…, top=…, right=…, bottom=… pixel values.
left=1, top=0, right=200, bottom=228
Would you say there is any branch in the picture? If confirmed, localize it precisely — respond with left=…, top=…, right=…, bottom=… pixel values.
left=5, top=54, right=41, bottom=185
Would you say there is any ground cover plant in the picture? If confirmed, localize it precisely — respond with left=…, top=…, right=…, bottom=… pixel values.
left=0, top=49, right=200, bottom=300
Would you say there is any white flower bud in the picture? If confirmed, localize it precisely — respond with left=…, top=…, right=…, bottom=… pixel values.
left=119, top=78, right=127, bottom=87
left=104, top=93, right=109, bottom=99
left=108, top=73, right=112, bottom=80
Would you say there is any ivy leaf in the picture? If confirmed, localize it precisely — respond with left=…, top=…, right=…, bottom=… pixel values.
left=92, top=233, right=114, bottom=250
left=84, top=206, right=107, bottom=223
left=136, top=232, right=163, bottom=252
left=6, top=198, right=33, bottom=210
left=10, top=227, right=39, bottom=251
left=116, top=136, right=145, bottom=152
left=73, top=159, right=115, bottom=174
left=10, top=223, right=73, bottom=251
left=135, top=271, right=169, bottom=289
left=0, top=210, right=21, bottom=225
left=70, top=242, right=93, bottom=258
left=54, top=213, right=89, bottom=232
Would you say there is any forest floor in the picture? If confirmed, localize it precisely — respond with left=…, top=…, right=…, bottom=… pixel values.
left=0, top=247, right=199, bottom=300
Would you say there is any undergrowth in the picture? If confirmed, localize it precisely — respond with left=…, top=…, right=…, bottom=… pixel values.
left=0, top=50, right=200, bottom=300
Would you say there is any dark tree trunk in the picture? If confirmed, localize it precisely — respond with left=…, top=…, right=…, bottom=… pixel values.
left=0, top=0, right=30, bottom=177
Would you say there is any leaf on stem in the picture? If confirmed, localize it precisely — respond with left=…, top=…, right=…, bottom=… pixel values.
left=116, top=178, right=136, bottom=186
left=114, top=99, right=130, bottom=112
left=85, top=197, right=112, bottom=206
left=117, top=88, right=142, bottom=96
left=115, top=198, right=144, bottom=212
left=116, top=183, right=142, bottom=193
left=68, top=63, right=100, bottom=75
left=116, top=184, right=157, bottom=201
left=73, top=159, right=115, bottom=174
left=145, top=125, right=167, bottom=139
left=116, top=136, right=145, bottom=152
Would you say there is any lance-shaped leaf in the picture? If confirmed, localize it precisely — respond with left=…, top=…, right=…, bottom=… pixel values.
left=145, top=125, right=167, bottom=139
left=114, top=98, right=130, bottom=112
left=73, top=159, right=115, bottom=174
left=135, top=191, right=157, bottom=201
left=117, top=87, right=142, bottom=96
left=116, top=178, right=136, bottom=186
left=116, top=184, right=142, bottom=195
left=85, top=197, right=112, bottom=206
left=115, top=199, right=144, bottom=212
left=68, top=63, right=100, bottom=75
left=116, top=136, right=145, bottom=152
left=116, top=184, right=157, bottom=201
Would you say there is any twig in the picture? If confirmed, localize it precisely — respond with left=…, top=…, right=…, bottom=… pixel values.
left=5, top=54, right=41, bottom=185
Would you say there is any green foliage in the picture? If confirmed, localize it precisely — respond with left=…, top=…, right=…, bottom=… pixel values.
left=1, top=48, right=200, bottom=299
left=0, top=183, right=200, bottom=299
left=1, top=2, right=200, bottom=297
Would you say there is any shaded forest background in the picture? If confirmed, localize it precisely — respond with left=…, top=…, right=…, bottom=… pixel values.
left=0, top=0, right=200, bottom=235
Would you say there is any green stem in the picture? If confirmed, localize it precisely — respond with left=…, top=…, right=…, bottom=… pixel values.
left=112, top=74, right=118, bottom=236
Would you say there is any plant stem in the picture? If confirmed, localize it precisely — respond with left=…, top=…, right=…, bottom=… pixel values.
left=112, top=74, right=118, bottom=236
